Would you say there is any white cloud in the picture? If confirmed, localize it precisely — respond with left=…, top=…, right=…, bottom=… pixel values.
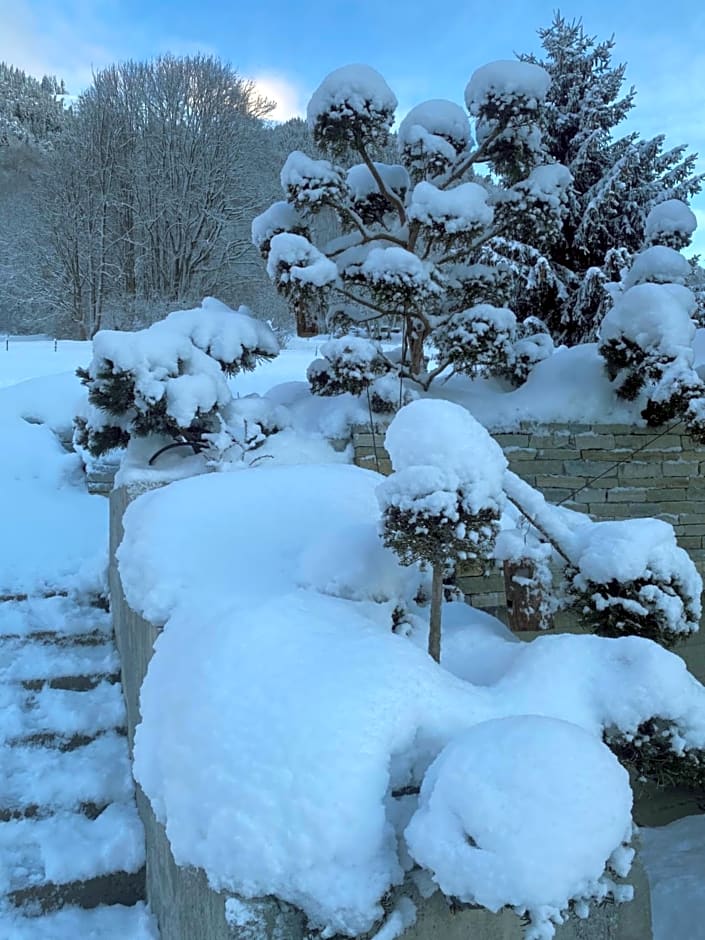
left=251, top=73, right=308, bottom=122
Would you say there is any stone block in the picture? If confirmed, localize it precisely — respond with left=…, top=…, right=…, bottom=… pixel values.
left=662, top=460, right=699, bottom=477
left=574, top=432, right=616, bottom=450
left=606, top=487, right=648, bottom=503
left=617, top=462, right=662, bottom=480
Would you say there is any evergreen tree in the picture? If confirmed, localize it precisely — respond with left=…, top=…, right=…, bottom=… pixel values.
left=502, top=14, right=704, bottom=343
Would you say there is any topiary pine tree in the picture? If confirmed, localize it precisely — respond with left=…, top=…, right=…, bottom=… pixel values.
left=253, top=60, right=568, bottom=390
left=501, top=14, right=704, bottom=344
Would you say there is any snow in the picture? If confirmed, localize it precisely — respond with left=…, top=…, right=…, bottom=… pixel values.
left=408, top=181, right=494, bottom=232
left=520, top=163, right=573, bottom=208
left=645, top=199, right=698, bottom=242
left=267, top=232, right=338, bottom=287
left=384, top=399, right=507, bottom=503
left=623, top=246, right=691, bottom=288
left=398, top=99, right=471, bottom=152
left=307, top=64, right=397, bottom=129
left=251, top=199, right=304, bottom=251
left=280, top=150, right=345, bottom=205
left=465, top=60, right=551, bottom=114
left=119, top=446, right=705, bottom=936
left=346, top=162, right=409, bottom=201
left=599, top=282, right=696, bottom=359
left=405, top=716, right=633, bottom=938
left=0, top=405, right=107, bottom=597
left=0, top=339, right=90, bottom=390
left=0, top=903, right=159, bottom=940
left=360, top=246, right=438, bottom=291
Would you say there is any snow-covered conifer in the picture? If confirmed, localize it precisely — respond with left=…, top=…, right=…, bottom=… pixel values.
left=377, top=400, right=506, bottom=661
left=255, top=58, right=568, bottom=393
left=76, top=299, right=278, bottom=458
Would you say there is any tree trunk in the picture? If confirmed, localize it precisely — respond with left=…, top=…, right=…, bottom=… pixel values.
left=429, top=562, right=444, bottom=663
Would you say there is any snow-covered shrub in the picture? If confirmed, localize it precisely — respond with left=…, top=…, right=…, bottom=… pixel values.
left=76, top=298, right=278, bottom=458
left=202, top=395, right=292, bottom=466
left=504, top=317, right=555, bottom=386
left=597, top=211, right=705, bottom=438
left=378, top=400, right=506, bottom=660
left=434, top=303, right=516, bottom=376
left=368, top=374, right=418, bottom=414
left=306, top=336, right=391, bottom=397
left=254, top=58, right=567, bottom=388
left=503, top=472, right=703, bottom=651
left=567, top=518, right=702, bottom=649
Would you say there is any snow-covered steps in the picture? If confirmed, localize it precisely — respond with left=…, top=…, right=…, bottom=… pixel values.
left=1, top=681, right=127, bottom=747
left=0, top=902, right=158, bottom=940
left=0, top=596, right=113, bottom=641
left=0, top=595, right=149, bottom=928
left=0, top=734, right=133, bottom=821
left=0, top=804, right=145, bottom=911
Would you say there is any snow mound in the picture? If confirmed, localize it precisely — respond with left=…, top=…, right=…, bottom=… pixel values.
left=398, top=99, right=471, bottom=160
left=465, top=60, right=550, bottom=113
left=405, top=716, right=633, bottom=935
left=408, top=181, right=493, bottom=232
left=251, top=200, right=304, bottom=251
left=385, top=398, right=507, bottom=489
left=599, top=283, right=696, bottom=359
left=623, top=246, right=691, bottom=289
left=307, top=64, right=397, bottom=129
left=645, top=199, right=697, bottom=243
left=347, top=162, right=409, bottom=201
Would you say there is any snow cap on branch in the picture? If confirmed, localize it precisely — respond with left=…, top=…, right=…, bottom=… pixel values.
left=645, top=199, right=697, bottom=248
left=398, top=99, right=471, bottom=175
left=280, top=151, right=346, bottom=210
left=251, top=201, right=306, bottom=254
left=307, top=64, right=397, bottom=152
left=408, top=181, right=494, bottom=235
left=384, top=399, right=507, bottom=513
left=599, top=282, right=696, bottom=360
left=465, top=60, right=551, bottom=114
left=266, top=232, right=338, bottom=289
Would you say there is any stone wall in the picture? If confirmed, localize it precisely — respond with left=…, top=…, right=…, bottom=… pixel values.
left=352, top=421, right=705, bottom=685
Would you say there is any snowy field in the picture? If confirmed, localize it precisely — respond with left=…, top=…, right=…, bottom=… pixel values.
left=2, top=334, right=705, bottom=938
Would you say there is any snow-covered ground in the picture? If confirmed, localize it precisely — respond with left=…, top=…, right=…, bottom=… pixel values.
left=2, top=333, right=705, bottom=939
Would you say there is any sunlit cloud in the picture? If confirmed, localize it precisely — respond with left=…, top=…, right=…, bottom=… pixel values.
left=251, top=73, right=308, bottom=122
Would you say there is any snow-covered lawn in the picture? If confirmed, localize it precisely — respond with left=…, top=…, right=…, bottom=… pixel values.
left=2, top=332, right=705, bottom=939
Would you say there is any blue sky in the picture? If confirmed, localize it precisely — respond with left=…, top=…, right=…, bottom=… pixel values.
left=2, top=0, right=704, bottom=253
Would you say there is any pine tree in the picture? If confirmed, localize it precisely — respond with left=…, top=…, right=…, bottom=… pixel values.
left=505, top=15, right=704, bottom=343
left=255, top=59, right=567, bottom=388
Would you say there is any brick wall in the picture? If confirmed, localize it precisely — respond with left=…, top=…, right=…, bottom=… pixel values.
left=352, top=420, right=705, bottom=683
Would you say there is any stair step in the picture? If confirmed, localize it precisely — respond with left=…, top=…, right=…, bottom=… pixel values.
left=1, top=638, right=119, bottom=683
left=0, top=901, right=158, bottom=938
left=8, top=867, right=146, bottom=914
left=0, top=801, right=110, bottom=823
left=2, top=682, right=126, bottom=747
left=0, top=596, right=111, bottom=640
left=0, top=803, right=146, bottom=900
left=0, top=734, right=133, bottom=815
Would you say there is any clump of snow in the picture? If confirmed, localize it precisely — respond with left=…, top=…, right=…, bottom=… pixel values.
left=465, top=60, right=551, bottom=114
left=623, top=246, right=691, bottom=289
left=645, top=199, right=697, bottom=245
left=518, top=163, right=573, bottom=209
left=360, top=246, right=435, bottom=288
left=267, top=232, right=338, bottom=288
left=251, top=200, right=305, bottom=252
left=385, top=398, right=507, bottom=501
left=405, top=716, right=633, bottom=938
left=398, top=99, right=471, bottom=152
left=280, top=151, right=346, bottom=208
left=599, top=283, right=696, bottom=360
left=346, top=163, right=409, bottom=202
left=307, top=64, right=397, bottom=140
left=408, top=181, right=494, bottom=233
